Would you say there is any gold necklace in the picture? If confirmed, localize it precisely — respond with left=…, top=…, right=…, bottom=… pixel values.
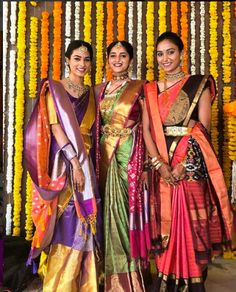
left=165, top=71, right=185, bottom=81
left=112, top=71, right=129, bottom=81
left=66, top=77, right=88, bottom=98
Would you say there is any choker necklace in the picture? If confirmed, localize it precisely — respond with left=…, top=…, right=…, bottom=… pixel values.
left=66, top=77, right=88, bottom=97
left=112, top=71, right=129, bottom=81
left=165, top=71, right=185, bottom=81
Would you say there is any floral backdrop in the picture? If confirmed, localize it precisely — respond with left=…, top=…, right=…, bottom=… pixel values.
left=2, top=1, right=236, bottom=240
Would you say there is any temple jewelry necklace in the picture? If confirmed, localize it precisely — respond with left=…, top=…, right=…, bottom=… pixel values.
left=66, top=77, right=88, bottom=97
left=112, top=71, right=129, bottom=81
left=165, top=71, right=185, bottom=81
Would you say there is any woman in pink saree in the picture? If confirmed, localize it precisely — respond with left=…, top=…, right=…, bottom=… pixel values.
left=143, top=32, right=233, bottom=291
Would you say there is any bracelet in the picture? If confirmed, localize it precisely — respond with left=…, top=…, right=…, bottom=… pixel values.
left=154, top=161, right=164, bottom=171
left=61, top=142, right=77, bottom=161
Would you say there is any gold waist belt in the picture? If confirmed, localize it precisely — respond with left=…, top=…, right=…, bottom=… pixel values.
left=102, top=124, right=132, bottom=138
left=164, top=126, right=192, bottom=136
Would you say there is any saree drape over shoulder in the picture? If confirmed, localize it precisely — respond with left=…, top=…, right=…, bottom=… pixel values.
left=25, top=79, right=101, bottom=292
left=144, top=75, right=233, bottom=290
left=95, top=80, right=151, bottom=292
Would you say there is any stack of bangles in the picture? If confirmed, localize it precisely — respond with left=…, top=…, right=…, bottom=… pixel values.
left=61, top=142, right=82, bottom=169
left=151, top=156, right=164, bottom=171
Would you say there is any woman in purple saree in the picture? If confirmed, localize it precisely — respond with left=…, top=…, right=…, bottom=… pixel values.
left=25, top=40, right=101, bottom=291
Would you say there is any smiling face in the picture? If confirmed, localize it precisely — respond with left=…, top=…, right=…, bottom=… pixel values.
left=108, top=45, right=131, bottom=74
left=156, top=39, right=182, bottom=74
left=66, top=47, right=91, bottom=78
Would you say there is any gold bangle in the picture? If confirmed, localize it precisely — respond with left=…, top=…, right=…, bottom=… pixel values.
left=155, top=161, right=163, bottom=171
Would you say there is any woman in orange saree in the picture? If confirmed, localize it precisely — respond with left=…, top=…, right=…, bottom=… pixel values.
left=143, top=32, right=233, bottom=291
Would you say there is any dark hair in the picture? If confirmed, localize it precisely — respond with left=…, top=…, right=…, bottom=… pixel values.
left=107, top=40, right=134, bottom=60
left=65, top=40, right=93, bottom=60
left=156, top=31, right=184, bottom=52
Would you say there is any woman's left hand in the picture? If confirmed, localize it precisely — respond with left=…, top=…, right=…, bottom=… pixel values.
left=141, top=171, right=149, bottom=189
left=171, top=163, right=186, bottom=182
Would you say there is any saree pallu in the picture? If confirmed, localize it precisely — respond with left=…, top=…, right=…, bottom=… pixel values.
left=25, top=80, right=100, bottom=292
left=96, top=80, right=150, bottom=291
left=145, top=75, right=233, bottom=290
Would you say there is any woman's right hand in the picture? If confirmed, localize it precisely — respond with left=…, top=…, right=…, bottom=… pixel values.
left=72, top=166, right=85, bottom=193
left=158, top=163, right=176, bottom=186
left=71, top=157, right=85, bottom=192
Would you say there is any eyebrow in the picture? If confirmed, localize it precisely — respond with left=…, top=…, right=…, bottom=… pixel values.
left=156, top=48, right=176, bottom=53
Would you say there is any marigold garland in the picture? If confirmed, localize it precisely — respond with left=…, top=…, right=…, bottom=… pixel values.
left=29, top=16, right=38, bottom=98
left=209, top=2, right=219, bottom=155
left=95, top=2, right=104, bottom=84
left=222, top=2, right=232, bottom=189
left=12, top=2, right=27, bottom=236
left=40, top=11, right=49, bottom=79
left=180, top=1, right=189, bottom=73
left=158, top=2, right=167, bottom=80
left=106, top=2, right=114, bottom=81
left=25, top=172, right=34, bottom=240
left=117, top=2, right=127, bottom=41
left=146, top=2, right=154, bottom=81
left=171, top=1, right=178, bottom=33
left=83, top=1, right=92, bottom=86
left=52, top=2, right=62, bottom=80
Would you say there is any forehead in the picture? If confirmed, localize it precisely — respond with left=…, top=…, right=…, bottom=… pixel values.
left=71, top=47, right=91, bottom=58
left=109, top=45, right=128, bottom=54
left=156, top=39, right=178, bottom=51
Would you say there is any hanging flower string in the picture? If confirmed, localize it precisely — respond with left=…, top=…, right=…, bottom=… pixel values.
left=29, top=16, right=38, bottom=98
left=117, top=2, right=127, bottom=41
left=65, top=2, right=71, bottom=77
left=74, top=2, right=80, bottom=40
left=136, top=2, right=143, bottom=80
left=146, top=2, right=154, bottom=81
left=3, top=1, right=9, bottom=142
left=209, top=2, right=219, bottom=155
left=12, top=2, right=27, bottom=236
left=105, top=2, right=114, bottom=81
left=95, top=2, right=104, bottom=84
left=222, top=1, right=232, bottom=189
left=180, top=1, right=189, bottom=73
left=158, top=1, right=167, bottom=80
left=52, top=2, right=62, bottom=80
left=190, top=2, right=196, bottom=75
left=171, top=1, right=178, bottom=33
left=41, top=11, right=49, bottom=79
left=83, top=1, right=92, bottom=86
left=25, top=172, right=34, bottom=240
left=5, top=2, right=17, bottom=235
left=199, top=2, right=205, bottom=74
left=128, top=2, right=134, bottom=78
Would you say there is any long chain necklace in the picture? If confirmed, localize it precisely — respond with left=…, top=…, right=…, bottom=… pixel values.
left=66, top=77, right=89, bottom=98
left=105, top=80, right=128, bottom=95
left=163, top=76, right=186, bottom=106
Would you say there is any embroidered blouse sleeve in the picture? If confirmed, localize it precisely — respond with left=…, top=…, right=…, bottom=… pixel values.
left=46, top=92, right=59, bottom=125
